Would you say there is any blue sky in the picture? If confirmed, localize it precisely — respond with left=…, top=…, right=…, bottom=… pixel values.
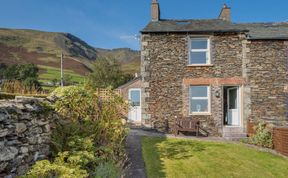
left=0, top=0, right=287, bottom=50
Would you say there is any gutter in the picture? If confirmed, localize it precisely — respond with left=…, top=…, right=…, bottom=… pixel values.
left=140, top=29, right=249, bottom=34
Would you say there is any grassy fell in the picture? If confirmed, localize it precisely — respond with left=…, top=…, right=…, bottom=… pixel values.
left=0, top=28, right=140, bottom=78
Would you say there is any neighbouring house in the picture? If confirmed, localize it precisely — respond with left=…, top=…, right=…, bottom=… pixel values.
left=117, top=76, right=142, bottom=123
left=140, top=0, right=288, bottom=137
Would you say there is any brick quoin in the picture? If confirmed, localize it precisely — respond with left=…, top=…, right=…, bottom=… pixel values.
left=183, top=77, right=246, bottom=85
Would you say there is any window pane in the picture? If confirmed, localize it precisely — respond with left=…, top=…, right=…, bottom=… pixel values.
left=191, top=99, right=208, bottom=112
left=190, top=51, right=207, bottom=64
left=130, top=90, right=140, bottom=106
left=190, top=86, right=208, bottom=97
left=229, top=89, right=237, bottom=109
left=191, top=39, right=207, bottom=49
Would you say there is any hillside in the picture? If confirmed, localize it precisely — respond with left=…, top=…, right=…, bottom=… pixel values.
left=96, top=48, right=140, bottom=74
left=0, top=28, right=140, bottom=78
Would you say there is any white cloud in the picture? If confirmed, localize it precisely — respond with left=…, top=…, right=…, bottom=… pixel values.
left=118, top=34, right=140, bottom=50
left=119, top=35, right=139, bottom=41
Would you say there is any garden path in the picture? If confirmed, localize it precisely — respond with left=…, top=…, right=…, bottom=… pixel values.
left=124, top=129, right=149, bottom=178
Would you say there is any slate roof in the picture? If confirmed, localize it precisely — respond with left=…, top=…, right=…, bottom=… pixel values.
left=117, top=77, right=141, bottom=90
left=141, top=19, right=288, bottom=40
left=237, top=23, right=288, bottom=40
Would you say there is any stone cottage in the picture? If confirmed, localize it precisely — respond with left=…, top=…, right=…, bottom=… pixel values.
left=117, top=76, right=142, bottom=123
left=140, top=0, right=288, bottom=137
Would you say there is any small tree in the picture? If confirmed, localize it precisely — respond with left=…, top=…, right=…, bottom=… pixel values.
left=1, top=63, right=41, bottom=93
left=88, top=58, right=133, bottom=89
left=17, top=63, right=38, bottom=81
left=3, top=64, right=18, bottom=80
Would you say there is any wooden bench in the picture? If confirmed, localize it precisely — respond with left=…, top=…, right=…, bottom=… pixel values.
left=174, top=118, right=200, bottom=136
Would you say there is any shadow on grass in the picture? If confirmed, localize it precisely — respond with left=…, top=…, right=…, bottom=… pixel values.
left=141, top=136, right=206, bottom=178
left=159, top=139, right=206, bottom=160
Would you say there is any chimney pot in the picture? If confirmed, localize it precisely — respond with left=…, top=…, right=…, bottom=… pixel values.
left=219, top=4, right=231, bottom=22
left=151, top=0, right=160, bottom=21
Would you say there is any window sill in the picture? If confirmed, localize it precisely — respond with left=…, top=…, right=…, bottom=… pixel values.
left=189, top=113, right=211, bottom=116
left=186, top=64, right=214, bottom=67
left=224, top=125, right=241, bottom=128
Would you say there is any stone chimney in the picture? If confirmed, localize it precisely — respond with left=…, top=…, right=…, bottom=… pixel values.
left=219, top=4, right=231, bottom=21
left=151, top=0, right=160, bottom=21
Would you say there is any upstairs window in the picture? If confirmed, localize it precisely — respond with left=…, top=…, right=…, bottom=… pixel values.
left=189, top=38, right=210, bottom=65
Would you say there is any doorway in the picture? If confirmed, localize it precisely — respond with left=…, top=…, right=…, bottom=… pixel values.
left=128, top=88, right=141, bottom=122
left=223, top=86, right=240, bottom=126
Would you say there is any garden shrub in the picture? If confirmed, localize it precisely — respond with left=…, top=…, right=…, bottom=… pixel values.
left=0, top=92, right=16, bottom=99
left=93, top=162, right=121, bottom=178
left=22, top=160, right=88, bottom=178
left=25, top=86, right=128, bottom=177
left=248, top=121, right=273, bottom=148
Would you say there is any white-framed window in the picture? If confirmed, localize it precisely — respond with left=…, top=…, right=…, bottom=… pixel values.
left=189, top=86, right=210, bottom=114
left=189, top=38, right=210, bottom=65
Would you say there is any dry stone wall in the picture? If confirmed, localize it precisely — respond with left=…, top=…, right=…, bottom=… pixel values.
left=0, top=98, right=57, bottom=177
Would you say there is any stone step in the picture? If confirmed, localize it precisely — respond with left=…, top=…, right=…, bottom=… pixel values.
left=127, top=122, right=142, bottom=129
left=223, top=127, right=247, bottom=141
left=224, top=137, right=248, bottom=141
left=223, top=132, right=247, bottom=138
left=223, top=127, right=245, bottom=133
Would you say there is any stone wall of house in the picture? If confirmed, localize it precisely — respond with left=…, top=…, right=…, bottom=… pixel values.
left=141, top=32, right=247, bottom=135
left=0, top=98, right=57, bottom=177
left=247, top=40, right=288, bottom=125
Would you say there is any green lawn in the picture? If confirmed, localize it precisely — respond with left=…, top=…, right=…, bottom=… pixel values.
left=142, top=137, right=288, bottom=178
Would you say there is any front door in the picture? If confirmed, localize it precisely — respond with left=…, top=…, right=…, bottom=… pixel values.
left=128, top=89, right=141, bottom=122
left=227, top=87, right=240, bottom=126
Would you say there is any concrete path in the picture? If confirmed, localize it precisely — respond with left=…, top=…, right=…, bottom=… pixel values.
left=124, top=130, right=148, bottom=178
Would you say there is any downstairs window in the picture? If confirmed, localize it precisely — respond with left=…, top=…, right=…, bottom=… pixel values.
left=189, top=86, right=210, bottom=114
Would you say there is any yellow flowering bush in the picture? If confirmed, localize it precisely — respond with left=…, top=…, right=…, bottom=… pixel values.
left=24, top=86, right=128, bottom=177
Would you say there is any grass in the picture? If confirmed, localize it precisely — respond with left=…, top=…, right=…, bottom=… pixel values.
left=142, top=137, right=288, bottom=178
left=37, top=65, right=86, bottom=92
left=38, top=65, right=85, bottom=83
